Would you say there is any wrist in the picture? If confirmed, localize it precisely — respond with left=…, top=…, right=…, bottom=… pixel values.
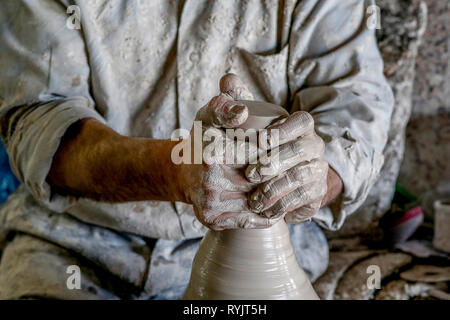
left=321, top=166, right=343, bottom=207
left=166, top=140, right=190, bottom=203
left=140, top=138, right=188, bottom=203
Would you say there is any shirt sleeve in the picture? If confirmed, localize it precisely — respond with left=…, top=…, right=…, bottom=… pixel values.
left=0, top=0, right=105, bottom=212
left=287, top=0, right=394, bottom=230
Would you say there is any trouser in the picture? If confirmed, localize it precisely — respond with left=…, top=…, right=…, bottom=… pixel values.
left=0, top=222, right=328, bottom=299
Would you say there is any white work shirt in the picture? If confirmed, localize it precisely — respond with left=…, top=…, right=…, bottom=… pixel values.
left=0, top=0, right=393, bottom=290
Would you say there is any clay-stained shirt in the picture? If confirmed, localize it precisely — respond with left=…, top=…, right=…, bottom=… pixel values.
left=0, top=0, right=393, bottom=289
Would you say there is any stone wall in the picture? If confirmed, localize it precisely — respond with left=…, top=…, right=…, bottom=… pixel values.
left=398, top=0, right=450, bottom=217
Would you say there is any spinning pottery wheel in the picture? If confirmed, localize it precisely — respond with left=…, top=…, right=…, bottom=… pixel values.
left=183, top=101, right=319, bottom=300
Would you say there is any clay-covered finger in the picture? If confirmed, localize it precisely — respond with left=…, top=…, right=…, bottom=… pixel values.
left=259, top=182, right=327, bottom=220
left=248, top=159, right=328, bottom=212
left=196, top=95, right=248, bottom=128
left=202, top=130, right=260, bottom=169
left=246, top=133, right=325, bottom=183
left=220, top=166, right=255, bottom=192
left=262, top=111, right=315, bottom=149
left=219, top=73, right=254, bottom=101
left=198, top=195, right=250, bottom=228
left=210, top=211, right=282, bottom=230
left=284, top=199, right=322, bottom=224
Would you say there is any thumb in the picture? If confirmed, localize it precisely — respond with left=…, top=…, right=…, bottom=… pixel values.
left=196, top=94, right=248, bottom=128
left=220, top=73, right=254, bottom=101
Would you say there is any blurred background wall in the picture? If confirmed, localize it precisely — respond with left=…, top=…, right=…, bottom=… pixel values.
left=398, top=0, right=450, bottom=215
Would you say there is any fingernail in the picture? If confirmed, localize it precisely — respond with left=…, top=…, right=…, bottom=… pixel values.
left=223, top=103, right=246, bottom=122
left=229, top=104, right=246, bottom=116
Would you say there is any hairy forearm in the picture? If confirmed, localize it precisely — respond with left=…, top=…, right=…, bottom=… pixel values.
left=47, top=118, right=185, bottom=203
left=47, top=118, right=342, bottom=209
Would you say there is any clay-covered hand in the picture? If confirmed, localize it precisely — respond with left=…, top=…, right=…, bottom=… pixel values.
left=246, top=111, right=329, bottom=223
left=179, top=74, right=284, bottom=230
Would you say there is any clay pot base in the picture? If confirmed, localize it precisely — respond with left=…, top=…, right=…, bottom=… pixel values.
left=183, top=101, right=319, bottom=300
left=183, top=220, right=319, bottom=299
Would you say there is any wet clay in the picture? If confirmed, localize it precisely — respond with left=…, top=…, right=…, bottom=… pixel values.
left=183, top=101, right=319, bottom=300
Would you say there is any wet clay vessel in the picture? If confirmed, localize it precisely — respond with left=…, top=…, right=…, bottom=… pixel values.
left=183, top=101, right=320, bottom=300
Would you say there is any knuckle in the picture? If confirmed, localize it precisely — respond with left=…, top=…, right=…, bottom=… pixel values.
left=290, top=164, right=309, bottom=183
left=278, top=174, right=295, bottom=193
left=294, top=111, right=314, bottom=128
left=286, top=166, right=298, bottom=181
left=262, top=179, right=281, bottom=199
left=287, top=139, right=302, bottom=157
left=295, top=186, right=309, bottom=203
left=260, top=179, right=273, bottom=197
left=278, top=197, right=290, bottom=212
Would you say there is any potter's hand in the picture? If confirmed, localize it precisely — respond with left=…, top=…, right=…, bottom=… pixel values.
left=247, top=112, right=329, bottom=223
left=194, top=73, right=254, bottom=128
left=179, top=74, right=282, bottom=230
